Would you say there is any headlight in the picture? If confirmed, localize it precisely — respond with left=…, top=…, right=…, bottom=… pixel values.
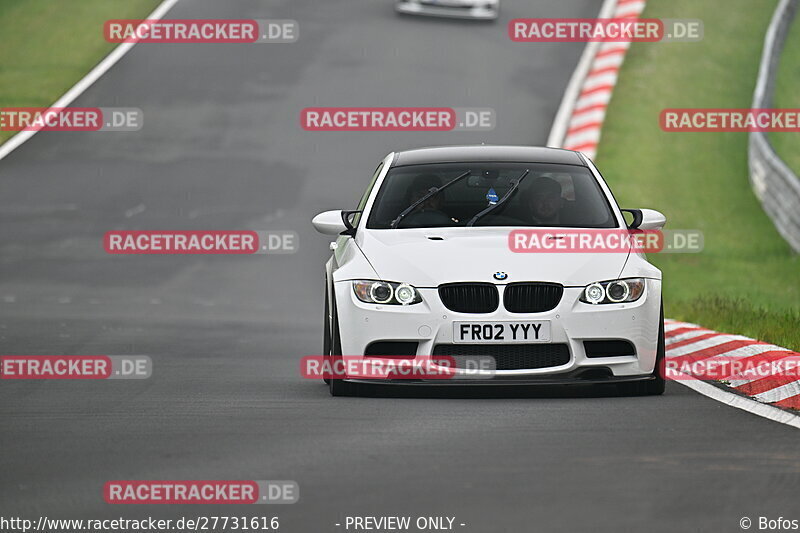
left=394, top=283, right=417, bottom=305
left=584, top=283, right=606, bottom=304
left=353, top=280, right=422, bottom=305
left=370, top=281, right=393, bottom=303
left=580, top=278, right=645, bottom=305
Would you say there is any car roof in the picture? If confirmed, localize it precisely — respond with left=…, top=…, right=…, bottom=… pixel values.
left=392, top=145, right=585, bottom=167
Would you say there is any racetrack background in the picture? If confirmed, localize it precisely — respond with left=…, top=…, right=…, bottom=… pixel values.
left=1, top=1, right=799, bottom=531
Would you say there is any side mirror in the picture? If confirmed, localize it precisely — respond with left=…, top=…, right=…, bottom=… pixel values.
left=312, top=210, right=362, bottom=236
left=312, top=210, right=347, bottom=235
left=621, top=208, right=666, bottom=230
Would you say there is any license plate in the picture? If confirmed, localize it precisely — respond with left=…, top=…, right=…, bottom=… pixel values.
left=453, top=321, right=551, bottom=344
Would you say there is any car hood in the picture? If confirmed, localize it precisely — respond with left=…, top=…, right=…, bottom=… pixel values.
left=357, top=228, right=630, bottom=287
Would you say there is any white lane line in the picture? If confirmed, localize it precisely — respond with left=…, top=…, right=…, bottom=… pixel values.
left=677, top=377, right=800, bottom=429
left=0, top=0, right=181, bottom=162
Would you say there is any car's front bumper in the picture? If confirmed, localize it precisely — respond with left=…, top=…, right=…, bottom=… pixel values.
left=395, top=0, right=499, bottom=20
left=346, top=374, right=658, bottom=387
left=334, top=279, right=662, bottom=383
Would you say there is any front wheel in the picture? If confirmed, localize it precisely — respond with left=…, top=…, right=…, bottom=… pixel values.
left=323, top=286, right=331, bottom=385
left=618, top=303, right=666, bottom=396
left=328, top=288, right=357, bottom=397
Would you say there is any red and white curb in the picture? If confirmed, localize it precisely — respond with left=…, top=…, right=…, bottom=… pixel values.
left=547, top=0, right=647, bottom=157
left=666, top=320, right=800, bottom=428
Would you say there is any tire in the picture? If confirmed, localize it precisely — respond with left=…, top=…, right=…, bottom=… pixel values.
left=618, top=303, right=666, bottom=396
left=328, top=288, right=357, bottom=397
left=323, top=285, right=331, bottom=385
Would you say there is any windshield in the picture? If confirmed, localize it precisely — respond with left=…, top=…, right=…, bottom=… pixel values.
left=366, top=162, right=618, bottom=229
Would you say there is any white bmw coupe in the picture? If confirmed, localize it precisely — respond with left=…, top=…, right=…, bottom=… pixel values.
left=395, top=0, right=499, bottom=20
left=313, top=146, right=666, bottom=396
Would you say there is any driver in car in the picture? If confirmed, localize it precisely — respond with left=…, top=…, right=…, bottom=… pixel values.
left=526, top=176, right=564, bottom=225
left=398, top=174, right=455, bottom=227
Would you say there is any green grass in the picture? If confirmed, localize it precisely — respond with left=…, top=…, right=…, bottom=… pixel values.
left=0, top=0, right=161, bottom=144
left=769, top=12, right=800, bottom=176
left=596, top=0, right=800, bottom=351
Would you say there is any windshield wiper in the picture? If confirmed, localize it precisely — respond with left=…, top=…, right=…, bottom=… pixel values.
left=466, top=169, right=531, bottom=227
left=390, top=170, right=471, bottom=229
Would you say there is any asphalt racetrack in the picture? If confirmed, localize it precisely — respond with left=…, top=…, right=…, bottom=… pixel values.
left=1, top=0, right=799, bottom=531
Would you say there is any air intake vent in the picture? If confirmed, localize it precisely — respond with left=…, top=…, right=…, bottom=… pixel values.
left=583, top=340, right=636, bottom=358
left=433, top=343, right=570, bottom=370
left=503, top=282, right=563, bottom=313
left=364, top=341, right=418, bottom=357
left=438, top=283, right=499, bottom=313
